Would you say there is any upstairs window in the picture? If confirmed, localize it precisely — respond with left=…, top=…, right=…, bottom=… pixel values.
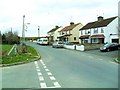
left=101, top=28, right=104, bottom=33
left=81, top=31, right=83, bottom=35
left=94, top=28, right=98, bottom=34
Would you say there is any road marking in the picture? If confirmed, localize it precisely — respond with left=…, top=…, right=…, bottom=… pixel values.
left=34, top=61, right=37, bottom=64
left=53, top=82, right=61, bottom=88
left=45, top=69, right=50, bottom=71
left=38, top=72, right=42, bottom=76
left=40, top=83, right=47, bottom=88
left=50, top=76, right=56, bottom=80
left=39, top=76, right=44, bottom=81
left=35, top=60, right=61, bottom=88
left=36, top=66, right=39, bottom=69
left=110, top=61, right=118, bottom=65
left=43, top=66, right=47, bottom=68
left=36, top=69, right=40, bottom=72
left=47, top=72, right=52, bottom=75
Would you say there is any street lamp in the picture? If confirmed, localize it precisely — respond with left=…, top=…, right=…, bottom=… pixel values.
left=22, top=15, right=30, bottom=42
left=38, top=26, right=40, bottom=37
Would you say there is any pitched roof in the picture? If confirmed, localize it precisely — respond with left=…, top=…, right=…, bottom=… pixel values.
left=48, top=26, right=60, bottom=33
left=60, top=23, right=80, bottom=32
left=80, top=16, right=117, bottom=30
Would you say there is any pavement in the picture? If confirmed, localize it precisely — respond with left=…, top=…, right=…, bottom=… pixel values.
left=1, top=42, right=119, bottom=88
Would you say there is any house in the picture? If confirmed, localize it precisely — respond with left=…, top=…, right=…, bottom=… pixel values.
left=79, top=16, right=119, bottom=44
left=58, top=22, right=83, bottom=44
left=47, top=26, right=63, bottom=43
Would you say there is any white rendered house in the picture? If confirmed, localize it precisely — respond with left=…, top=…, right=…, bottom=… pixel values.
left=79, top=16, right=119, bottom=44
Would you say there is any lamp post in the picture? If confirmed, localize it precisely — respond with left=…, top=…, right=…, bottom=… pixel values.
left=38, top=26, right=40, bottom=37
left=22, top=15, right=30, bottom=42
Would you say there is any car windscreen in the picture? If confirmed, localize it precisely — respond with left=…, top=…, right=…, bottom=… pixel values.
left=58, top=42, right=63, bottom=44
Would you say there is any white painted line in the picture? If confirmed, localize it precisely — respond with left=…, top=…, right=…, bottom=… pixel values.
left=42, top=63, right=45, bottom=66
left=45, top=69, right=49, bottom=71
left=110, top=61, right=118, bottom=65
left=40, top=83, right=47, bottom=88
left=38, top=72, right=42, bottom=76
left=47, top=72, right=52, bottom=75
left=50, top=76, right=56, bottom=80
left=53, top=82, right=61, bottom=88
left=43, top=66, right=47, bottom=68
left=34, top=61, right=37, bottom=64
left=40, top=60, right=43, bottom=63
left=36, top=67, right=39, bottom=69
left=45, top=86, right=56, bottom=88
left=39, top=76, right=44, bottom=81
left=36, top=69, right=40, bottom=72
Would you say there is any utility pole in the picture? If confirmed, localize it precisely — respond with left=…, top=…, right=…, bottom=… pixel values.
left=22, top=15, right=25, bottom=41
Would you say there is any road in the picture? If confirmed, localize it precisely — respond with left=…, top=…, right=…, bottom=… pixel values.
left=1, top=42, right=119, bottom=88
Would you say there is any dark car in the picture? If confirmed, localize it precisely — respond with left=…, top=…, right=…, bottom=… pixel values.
left=100, top=43, right=120, bottom=52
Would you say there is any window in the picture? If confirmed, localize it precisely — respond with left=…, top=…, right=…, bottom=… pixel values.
left=81, top=31, right=83, bottom=35
left=94, top=28, right=98, bottom=33
left=101, top=28, right=104, bottom=33
left=74, top=37, right=76, bottom=41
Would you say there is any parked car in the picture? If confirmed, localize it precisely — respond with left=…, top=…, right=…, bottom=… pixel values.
left=100, top=43, right=120, bottom=52
left=52, top=41, right=64, bottom=48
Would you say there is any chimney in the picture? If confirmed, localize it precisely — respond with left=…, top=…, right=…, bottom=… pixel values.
left=70, top=22, right=74, bottom=25
left=97, top=16, right=103, bottom=22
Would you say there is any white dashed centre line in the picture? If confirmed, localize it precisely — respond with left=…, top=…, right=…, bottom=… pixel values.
left=47, top=72, right=52, bottom=75
left=38, top=72, right=42, bottom=76
left=40, top=83, right=47, bottom=88
left=35, top=60, right=61, bottom=88
left=50, top=76, right=56, bottom=81
left=43, top=66, right=47, bottom=68
left=36, top=69, right=40, bottom=72
left=45, top=69, right=50, bottom=71
left=53, top=82, right=61, bottom=88
left=39, top=76, right=44, bottom=81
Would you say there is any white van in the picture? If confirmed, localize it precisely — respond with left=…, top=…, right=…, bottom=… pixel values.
left=37, top=38, right=49, bottom=45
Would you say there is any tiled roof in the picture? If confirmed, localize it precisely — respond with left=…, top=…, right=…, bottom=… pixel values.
left=80, top=16, right=117, bottom=30
left=48, top=26, right=60, bottom=33
left=60, top=23, right=80, bottom=32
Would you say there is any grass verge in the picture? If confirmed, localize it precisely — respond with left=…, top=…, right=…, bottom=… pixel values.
left=114, top=58, right=120, bottom=64
left=1, top=45, right=40, bottom=65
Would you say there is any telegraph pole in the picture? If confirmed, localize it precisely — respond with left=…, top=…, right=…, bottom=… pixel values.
left=22, top=15, right=25, bottom=41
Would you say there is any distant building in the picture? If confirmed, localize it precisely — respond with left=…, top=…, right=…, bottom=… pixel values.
left=79, top=16, right=119, bottom=44
left=58, top=22, right=83, bottom=44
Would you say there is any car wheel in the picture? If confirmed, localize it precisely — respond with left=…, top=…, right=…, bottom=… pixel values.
left=107, top=49, right=110, bottom=52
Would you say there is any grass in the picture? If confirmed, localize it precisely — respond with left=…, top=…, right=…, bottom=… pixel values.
left=0, top=44, right=13, bottom=52
left=1, top=45, right=39, bottom=65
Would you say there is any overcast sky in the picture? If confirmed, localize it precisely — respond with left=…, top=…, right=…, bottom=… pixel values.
left=0, top=0, right=119, bottom=37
